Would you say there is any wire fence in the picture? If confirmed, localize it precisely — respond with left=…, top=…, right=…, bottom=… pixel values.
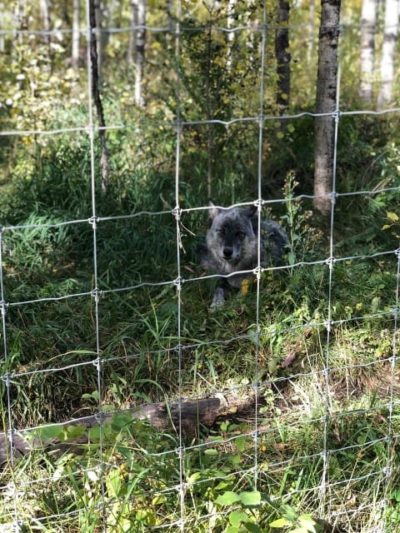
left=0, top=1, right=399, bottom=531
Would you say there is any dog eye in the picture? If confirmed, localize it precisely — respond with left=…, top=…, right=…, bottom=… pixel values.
left=237, top=232, right=245, bottom=239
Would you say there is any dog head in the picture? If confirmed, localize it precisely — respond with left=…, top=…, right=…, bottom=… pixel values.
left=206, top=203, right=258, bottom=269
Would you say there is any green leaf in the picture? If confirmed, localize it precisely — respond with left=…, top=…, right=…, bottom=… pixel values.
left=235, top=437, right=248, bottom=452
left=63, top=424, right=85, bottom=441
left=244, top=524, right=262, bottom=533
left=270, top=517, right=292, bottom=528
left=111, top=412, right=133, bottom=431
left=215, top=491, right=241, bottom=506
left=34, top=425, right=63, bottom=441
left=204, top=448, right=219, bottom=456
left=106, top=468, right=123, bottom=498
left=239, top=491, right=261, bottom=507
left=88, top=426, right=101, bottom=442
left=298, top=514, right=316, bottom=532
left=229, top=510, right=249, bottom=527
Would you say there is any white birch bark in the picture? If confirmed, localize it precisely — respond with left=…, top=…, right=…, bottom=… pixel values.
left=134, top=0, right=146, bottom=107
left=314, top=0, right=341, bottom=216
left=227, top=0, right=236, bottom=70
left=360, top=0, right=377, bottom=102
left=377, top=0, right=399, bottom=108
left=307, top=0, right=315, bottom=64
left=72, top=0, right=80, bottom=69
left=40, top=0, right=51, bottom=33
left=127, top=0, right=137, bottom=64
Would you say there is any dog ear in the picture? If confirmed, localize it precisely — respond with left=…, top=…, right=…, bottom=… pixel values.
left=208, top=201, right=220, bottom=220
left=244, top=205, right=257, bottom=218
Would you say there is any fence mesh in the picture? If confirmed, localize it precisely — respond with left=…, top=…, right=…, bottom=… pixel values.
left=0, top=2, right=399, bottom=532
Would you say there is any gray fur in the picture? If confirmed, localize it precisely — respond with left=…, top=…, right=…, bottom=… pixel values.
left=200, top=204, right=289, bottom=306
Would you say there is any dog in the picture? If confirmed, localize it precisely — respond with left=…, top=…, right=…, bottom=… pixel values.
left=199, top=203, right=289, bottom=308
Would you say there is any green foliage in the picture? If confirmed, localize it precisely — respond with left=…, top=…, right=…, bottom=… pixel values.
left=0, top=0, right=400, bottom=531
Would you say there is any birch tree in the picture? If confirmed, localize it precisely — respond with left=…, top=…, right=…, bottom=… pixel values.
left=227, top=0, right=236, bottom=71
left=360, top=0, right=377, bottom=103
left=72, top=0, right=80, bottom=70
left=127, top=0, right=137, bottom=64
left=128, top=0, right=146, bottom=107
left=0, top=4, right=5, bottom=53
left=39, top=0, right=51, bottom=43
left=377, top=0, right=399, bottom=108
left=307, top=0, right=315, bottom=64
left=275, top=0, right=291, bottom=114
left=314, top=0, right=341, bottom=216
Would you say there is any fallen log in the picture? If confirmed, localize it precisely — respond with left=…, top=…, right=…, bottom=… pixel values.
left=0, top=387, right=256, bottom=464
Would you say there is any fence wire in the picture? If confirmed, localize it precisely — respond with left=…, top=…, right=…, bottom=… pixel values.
left=0, top=3, right=399, bottom=532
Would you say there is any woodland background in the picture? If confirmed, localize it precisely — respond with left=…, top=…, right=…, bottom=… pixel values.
left=1, top=0, right=400, bottom=532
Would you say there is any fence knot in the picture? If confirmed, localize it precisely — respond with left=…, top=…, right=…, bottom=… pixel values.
left=91, top=288, right=102, bottom=302
left=1, top=372, right=12, bottom=387
left=92, top=357, right=102, bottom=371
left=174, top=343, right=183, bottom=352
left=94, top=411, right=106, bottom=424
left=395, top=248, right=400, bottom=259
left=332, top=109, right=341, bottom=122
left=329, top=191, right=337, bottom=204
left=174, top=276, right=183, bottom=290
left=0, top=300, right=7, bottom=317
left=88, top=216, right=98, bottom=229
left=173, top=120, right=182, bottom=134
left=175, top=446, right=184, bottom=459
left=253, top=266, right=262, bottom=280
left=253, top=199, right=263, bottom=212
left=324, top=320, right=332, bottom=333
left=325, top=256, right=335, bottom=268
left=172, top=206, right=182, bottom=221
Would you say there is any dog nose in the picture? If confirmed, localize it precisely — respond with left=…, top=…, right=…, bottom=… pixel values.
left=223, top=247, right=233, bottom=259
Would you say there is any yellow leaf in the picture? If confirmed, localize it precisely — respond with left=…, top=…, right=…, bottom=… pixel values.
left=241, top=279, right=250, bottom=296
left=387, top=212, right=399, bottom=222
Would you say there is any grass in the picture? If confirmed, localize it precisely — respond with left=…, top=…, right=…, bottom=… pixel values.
left=0, top=109, right=399, bottom=532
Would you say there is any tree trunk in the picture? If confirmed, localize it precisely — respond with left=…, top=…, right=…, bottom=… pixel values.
left=360, top=0, right=377, bottom=103
left=313, top=0, right=341, bottom=216
left=227, top=0, right=236, bottom=71
left=72, top=0, right=80, bottom=70
left=275, top=0, right=291, bottom=114
left=133, top=0, right=146, bottom=107
left=307, top=0, right=315, bottom=63
left=94, top=0, right=103, bottom=77
left=39, top=0, right=51, bottom=45
left=127, top=0, right=137, bottom=64
left=14, top=0, right=26, bottom=44
left=0, top=5, right=5, bottom=53
left=89, top=0, right=109, bottom=194
left=377, top=0, right=399, bottom=108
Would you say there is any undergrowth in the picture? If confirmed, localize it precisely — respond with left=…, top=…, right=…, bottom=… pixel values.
left=0, top=110, right=399, bottom=531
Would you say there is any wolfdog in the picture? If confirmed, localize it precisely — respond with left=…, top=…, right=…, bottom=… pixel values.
left=200, top=203, right=289, bottom=308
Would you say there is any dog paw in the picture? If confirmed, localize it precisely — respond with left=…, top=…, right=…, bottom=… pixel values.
left=210, top=296, right=225, bottom=311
